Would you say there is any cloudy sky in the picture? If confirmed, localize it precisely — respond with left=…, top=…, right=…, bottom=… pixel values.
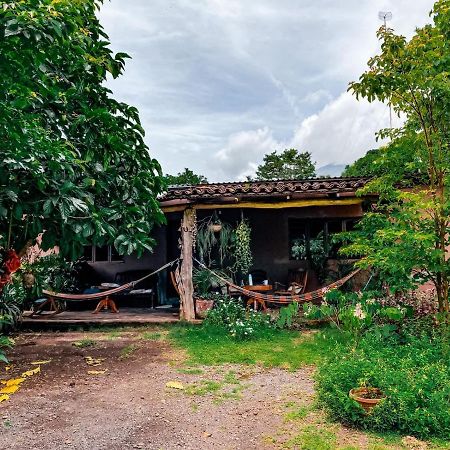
left=98, top=0, right=435, bottom=181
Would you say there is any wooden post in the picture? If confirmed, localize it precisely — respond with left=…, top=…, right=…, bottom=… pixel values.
left=179, top=207, right=196, bottom=321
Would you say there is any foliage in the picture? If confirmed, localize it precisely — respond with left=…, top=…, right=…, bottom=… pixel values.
left=203, top=294, right=271, bottom=340
left=316, top=322, right=450, bottom=439
left=254, top=149, right=316, bottom=180
left=291, top=231, right=328, bottom=282
left=22, top=254, right=83, bottom=298
left=276, top=303, right=300, bottom=329
left=192, top=268, right=226, bottom=298
left=0, top=274, right=26, bottom=332
left=345, top=0, right=450, bottom=313
left=196, top=214, right=234, bottom=267
left=342, top=139, right=429, bottom=184
left=233, top=219, right=253, bottom=275
left=303, top=290, right=409, bottom=341
left=0, top=336, right=13, bottom=364
left=165, top=168, right=208, bottom=186
left=0, top=0, right=164, bottom=260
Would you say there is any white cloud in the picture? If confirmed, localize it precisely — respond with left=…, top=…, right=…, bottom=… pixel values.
left=216, top=127, right=280, bottom=180
left=211, top=92, right=393, bottom=180
left=291, top=92, right=391, bottom=167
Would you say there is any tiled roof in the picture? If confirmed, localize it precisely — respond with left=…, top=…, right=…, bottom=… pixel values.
left=161, top=177, right=369, bottom=202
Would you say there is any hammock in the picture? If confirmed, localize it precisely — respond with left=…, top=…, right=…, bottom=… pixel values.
left=194, top=259, right=361, bottom=311
left=32, top=259, right=179, bottom=316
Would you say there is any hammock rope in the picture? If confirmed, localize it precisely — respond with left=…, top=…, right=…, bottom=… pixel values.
left=43, top=258, right=180, bottom=300
left=194, top=258, right=361, bottom=306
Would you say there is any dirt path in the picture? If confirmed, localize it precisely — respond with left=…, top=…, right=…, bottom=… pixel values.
left=0, top=331, right=433, bottom=450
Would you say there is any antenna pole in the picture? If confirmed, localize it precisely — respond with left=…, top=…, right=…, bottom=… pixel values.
left=378, top=11, right=393, bottom=128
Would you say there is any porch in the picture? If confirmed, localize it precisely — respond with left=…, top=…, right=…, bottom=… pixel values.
left=21, top=306, right=182, bottom=330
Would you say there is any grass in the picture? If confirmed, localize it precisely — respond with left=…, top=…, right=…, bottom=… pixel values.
left=140, top=332, right=163, bottom=341
left=285, top=425, right=336, bottom=450
left=185, top=380, right=222, bottom=396
left=284, top=405, right=310, bottom=422
left=176, top=367, right=204, bottom=375
left=119, top=343, right=139, bottom=359
left=72, top=338, right=97, bottom=348
left=169, top=324, right=344, bottom=370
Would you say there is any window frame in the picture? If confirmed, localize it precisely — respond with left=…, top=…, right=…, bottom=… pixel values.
left=288, top=217, right=358, bottom=260
left=84, top=245, right=124, bottom=263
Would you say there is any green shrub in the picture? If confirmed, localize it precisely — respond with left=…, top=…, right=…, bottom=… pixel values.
left=0, top=335, right=13, bottom=363
left=315, top=321, right=450, bottom=439
left=277, top=303, right=299, bottom=329
left=204, top=294, right=272, bottom=340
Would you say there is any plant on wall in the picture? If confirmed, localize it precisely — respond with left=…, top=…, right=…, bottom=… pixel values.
left=234, top=219, right=253, bottom=275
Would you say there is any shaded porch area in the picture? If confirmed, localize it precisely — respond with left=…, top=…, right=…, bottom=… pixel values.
left=21, top=306, right=183, bottom=329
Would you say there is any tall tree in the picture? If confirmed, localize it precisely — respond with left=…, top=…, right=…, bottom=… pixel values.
left=165, top=168, right=208, bottom=186
left=254, top=149, right=316, bottom=180
left=341, top=0, right=450, bottom=314
left=342, top=137, right=429, bottom=184
left=0, top=0, right=165, bottom=279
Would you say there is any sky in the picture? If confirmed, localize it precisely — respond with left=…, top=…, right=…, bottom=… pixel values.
left=98, top=0, right=435, bottom=181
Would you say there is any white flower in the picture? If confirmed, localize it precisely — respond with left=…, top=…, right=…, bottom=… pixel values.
left=353, top=303, right=366, bottom=320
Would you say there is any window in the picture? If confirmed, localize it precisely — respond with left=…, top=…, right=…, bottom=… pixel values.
left=288, top=218, right=359, bottom=259
left=83, top=245, right=124, bottom=263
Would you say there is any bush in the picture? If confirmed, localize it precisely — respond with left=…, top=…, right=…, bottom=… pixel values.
left=204, top=294, right=272, bottom=340
left=315, top=321, right=450, bottom=439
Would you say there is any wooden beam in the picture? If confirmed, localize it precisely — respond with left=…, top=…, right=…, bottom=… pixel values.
left=161, top=198, right=362, bottom=213
left=179, top=207, right=196, bottom=321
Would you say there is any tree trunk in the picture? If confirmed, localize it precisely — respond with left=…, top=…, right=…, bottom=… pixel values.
left=179, top=208, right=196, bottom=321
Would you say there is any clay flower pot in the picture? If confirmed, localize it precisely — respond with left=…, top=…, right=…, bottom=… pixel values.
left=349, top=387, right=385, bottom=412
left=195, top=298, right=214, bottom=319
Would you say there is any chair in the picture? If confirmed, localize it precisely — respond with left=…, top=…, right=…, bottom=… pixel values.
left=274, top=269, right=308, bottom=296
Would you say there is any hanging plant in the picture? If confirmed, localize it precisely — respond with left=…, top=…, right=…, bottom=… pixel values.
left=234, top=219, right=253, bottom=274
left=196, top=213, right=234, bottom=267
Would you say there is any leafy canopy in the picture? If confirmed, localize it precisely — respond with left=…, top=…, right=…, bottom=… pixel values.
left=165, top=168, right=208, bottom=186
left=342, top=138, right=429, bottom=185
left=341, top=0, right=450, bottom=313
left=254, top=149, right=316, bottom=180
left=0, top=0, right=165, bottom=259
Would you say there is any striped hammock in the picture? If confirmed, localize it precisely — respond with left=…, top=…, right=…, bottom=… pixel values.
left=195, top=259, right=361, bottom=310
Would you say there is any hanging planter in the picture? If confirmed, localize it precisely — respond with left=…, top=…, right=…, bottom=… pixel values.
left=349, top=387, right=385, bottom=412
left=208, top=223, right=222, bottom=233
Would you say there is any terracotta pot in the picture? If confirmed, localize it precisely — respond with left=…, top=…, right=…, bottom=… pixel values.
left=195, top=298, right=214, bottom=318
left=349, top=387, right=385, bottom=412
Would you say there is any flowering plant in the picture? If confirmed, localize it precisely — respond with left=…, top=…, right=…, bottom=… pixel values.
left=204, top=294, right=272, bottom=340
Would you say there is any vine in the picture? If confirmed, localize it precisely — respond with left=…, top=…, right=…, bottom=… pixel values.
left=233, top=219, right=253, bottom=275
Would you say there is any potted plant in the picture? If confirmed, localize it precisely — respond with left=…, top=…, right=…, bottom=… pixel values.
left=193, top=267, right=226, bottom=318
left=349, top=384, right=385, bottom=412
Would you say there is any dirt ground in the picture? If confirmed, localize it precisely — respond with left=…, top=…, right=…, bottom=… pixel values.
left=0, top=331, right=434, bottom=450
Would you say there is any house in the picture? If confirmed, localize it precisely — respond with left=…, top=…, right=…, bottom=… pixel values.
left=85, top=177, right=370, bottom=319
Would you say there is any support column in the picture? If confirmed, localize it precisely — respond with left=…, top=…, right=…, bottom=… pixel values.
left=179, top=207, right=196, bottom=321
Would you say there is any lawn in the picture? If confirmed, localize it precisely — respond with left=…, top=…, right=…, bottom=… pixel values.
left=169, top=324, right=345, bottom=369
